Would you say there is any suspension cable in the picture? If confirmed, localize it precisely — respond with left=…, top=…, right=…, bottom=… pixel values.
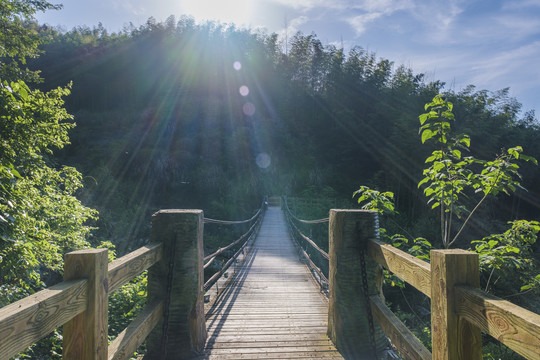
left=203, top=216, right=262, bottom=291
left=283, top=197, right=329, bottom=224
left=204, top=207, right=262, bottom=225
left=204, top=219, right=260, bottom=264
left=288, top=217, right=329, bottom=260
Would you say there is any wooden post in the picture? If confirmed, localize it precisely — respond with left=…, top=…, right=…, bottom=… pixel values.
left=327, top=210, right=386, bottom=358
left=431, top=249, right=482, bottom=360
left=63, top=249, right=109, bottom=359
left=146, top=210, right=207, bottom=359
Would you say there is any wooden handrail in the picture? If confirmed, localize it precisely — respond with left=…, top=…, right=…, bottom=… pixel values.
left=456, top=285, right=540, bottom=359
left=367, top=238, right=431, bottom=297
left=328, top=209, right=540, bottom=360
left=369, top=295, right=431, bottom=360
left=366, top=238, right=540, bottom=359
left=107, top=300, right=163, bottom=360
left=108, top=243, right=163, bottom=293
left=0, top=279, right=88, bottom=360
left=0, top=243, right=164, bottom=359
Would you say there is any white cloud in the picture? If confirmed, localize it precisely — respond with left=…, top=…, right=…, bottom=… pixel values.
left=468, top=41, right=540, bottom=91
left=502, top=0, right=540, bottom=10
left=347, top=12, right=383, bottom=35
left=267, top=0, right=345, bottom=11
left=278, top=15, right=309, bottom=42
left=495, top=15, right=540, bottom=39
left=354, top=0, right=414, bottom=13
left=112, top=0, right=147, bottom=16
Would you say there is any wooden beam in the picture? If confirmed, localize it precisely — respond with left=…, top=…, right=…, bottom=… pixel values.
left=327, top=210, right=386, bottom=358
left=456, top=285, right=540, bottom=360
left=146, top=210, right=207, bottom=359
left=431, top=249, right=481, bottom=360
left=367, top=238, right=431, bottom=297
left=108, top=300, right=163, bottom=360
left=63, top=249, right=109, bottom=360
left=108, top=243, right=162, bottom=293
left=369, top=295, right=431, bottom=360
left=0, top=279, right=87, bottom=359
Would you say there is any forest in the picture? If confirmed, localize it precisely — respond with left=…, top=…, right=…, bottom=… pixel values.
left=1, top=1, right=539, bottom=359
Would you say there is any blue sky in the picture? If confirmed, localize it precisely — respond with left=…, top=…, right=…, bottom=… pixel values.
left=37, top=0, right=540, bottom=116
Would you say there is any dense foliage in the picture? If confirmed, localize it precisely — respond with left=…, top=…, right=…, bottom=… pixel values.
left=0, top=0, right=97, bottom=306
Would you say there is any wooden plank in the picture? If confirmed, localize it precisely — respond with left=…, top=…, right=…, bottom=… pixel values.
left=367, top=238, right=431, bottom=297
left=369, top=295, right=431, bottom=360
left=431, top=250, right=481, bottom=360
left=456, top=285, right=540, bottom=360
left=0, top=279, right=88, bottom=360
left=63, top=249, right=109, bottom=360
left=108, top=243, right=162, bottom=293
left=193, top=352, right=344, bottom=359
left=108, top=300, right=163, bottom=360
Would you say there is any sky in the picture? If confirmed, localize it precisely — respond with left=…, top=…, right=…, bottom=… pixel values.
left=36, top=0, right=540, bottom=116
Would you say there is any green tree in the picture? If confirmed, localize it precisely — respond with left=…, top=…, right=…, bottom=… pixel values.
left=1, top=0, right=97, bottom=305
left=418, top=95, right=537, bottom=248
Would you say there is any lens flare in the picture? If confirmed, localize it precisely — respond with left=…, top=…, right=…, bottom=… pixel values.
left=239, top=85, right=249, bottom=96
left=256, top=153, right=271, bottom=169
left=243, top=102, right=255, bottom=116
left=233, top=61, right=242, bottom=71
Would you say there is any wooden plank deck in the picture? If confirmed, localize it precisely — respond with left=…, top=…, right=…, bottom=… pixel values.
left=197, top=206, right=343, bottom=359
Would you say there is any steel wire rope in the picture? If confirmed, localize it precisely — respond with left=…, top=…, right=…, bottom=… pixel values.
left=283, top=197, right=329, bottom=224
left=203, top=215, right=263, bottom=291
left=283, top=197, right=329, bottom=259
left=203, top=218, right=260, bottom=265
left=288, top=217, right=329, bottom=260
left=204, top=207, right=262, bottom=225
left=285, top=214, right=329, bottom=287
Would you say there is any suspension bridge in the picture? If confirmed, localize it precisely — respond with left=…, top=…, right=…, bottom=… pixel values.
left=200, top=204, right=343, bottom=359
left=1, top=197, right=539, bottom=360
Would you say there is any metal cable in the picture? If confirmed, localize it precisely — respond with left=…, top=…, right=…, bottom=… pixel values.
left=286, top=215, right=329, bottom=287
left=204, top=219, right=260, bottom=264
left=204, top=216, right=263, bottom=291
left=204, top=207, right=261, bottom=225
left=288, top=217, right=329, bottom=260
left=283, top=198, right=329, bottom=224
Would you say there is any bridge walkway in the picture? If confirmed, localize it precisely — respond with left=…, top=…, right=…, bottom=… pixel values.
left=196, top=206, right=343, bottom=359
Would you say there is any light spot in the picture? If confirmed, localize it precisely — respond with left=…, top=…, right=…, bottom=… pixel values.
left=256, top=153, right=271, bottom=169
left=233, top=61, right=242, bottom=71
left=239, top=85, right=249, bottom=96
left=243, top=102, right=256, bottom=116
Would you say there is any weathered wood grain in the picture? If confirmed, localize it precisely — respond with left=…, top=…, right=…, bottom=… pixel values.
left=146, top=210, right=207, bottom=359
left=328, top=210, right=386, bottom=358
left=108, top=243, right=162, bottom=293
left=431, top=250, right=481, bottom=360
left=108, top=300, right=163, bottom=360
left=369, top=295, right=431, bottom=360
left=0, top=279, right=88, bottom=360
left=202, top=206, right=343, bottom=359
left=63, top=249, right=109, bottom=360
left=367, top=238, right=431, bottom=297
left=456, top=285, right=540, bottom=360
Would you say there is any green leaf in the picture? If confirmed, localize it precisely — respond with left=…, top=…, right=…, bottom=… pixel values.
left=421, top=129, right=434, bottom=143
left=451, top=149, right=462, bottom=159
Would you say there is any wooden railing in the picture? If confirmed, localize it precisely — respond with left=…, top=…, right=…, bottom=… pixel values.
left=328, top=209, right=540, bottom=360
left=0, top=243, right=163, bottom=360
left=0, top=209, right=207, bottom=360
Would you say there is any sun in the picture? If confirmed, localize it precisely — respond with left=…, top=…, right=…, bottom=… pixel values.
left=179, top=0, right=255, bottom=26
